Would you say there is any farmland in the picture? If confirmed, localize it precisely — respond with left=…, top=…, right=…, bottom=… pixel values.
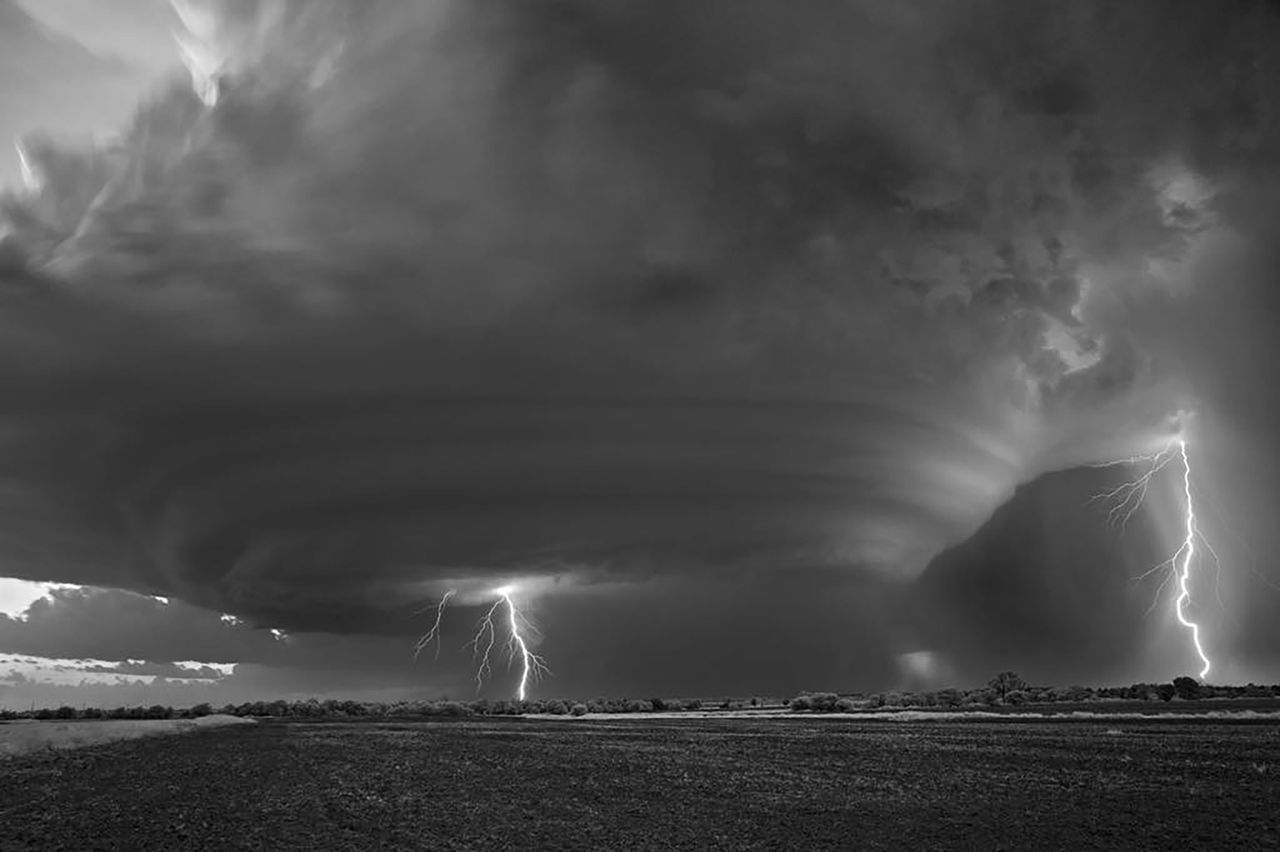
left=0, top=715, right=253, bottom=759
left=2, top=716, right=1277, bottom=850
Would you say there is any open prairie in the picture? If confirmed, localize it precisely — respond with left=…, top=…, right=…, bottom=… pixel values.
left=0, top=715, right=254, bottom=759
left=2, top=717, right=1277, bottom=850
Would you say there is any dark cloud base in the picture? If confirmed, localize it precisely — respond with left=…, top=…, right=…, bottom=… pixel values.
left=1, top=0, right=1279, bottom=695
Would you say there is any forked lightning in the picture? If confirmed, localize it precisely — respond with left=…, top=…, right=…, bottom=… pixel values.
left=415, top=584, right=550, bottom=701
left=1091, top=434, right=1213, bottom=678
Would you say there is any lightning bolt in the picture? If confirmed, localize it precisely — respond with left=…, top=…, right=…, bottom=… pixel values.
left=1172, top=439, right=1212, bottom=679
left=1087, top=443, right=1180, bottom=527
left=415, top=585, right=550, bottom=701
left=412, top=589, right=455, bottom=660
left=466, top=597, right=503, bottom=690
left=1091, top=435, right=1213, bottom=679
left=499, top=587, right=550, bottom=702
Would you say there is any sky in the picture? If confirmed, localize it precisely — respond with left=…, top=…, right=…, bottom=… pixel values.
left=1, top=0, right=1279, bottom=708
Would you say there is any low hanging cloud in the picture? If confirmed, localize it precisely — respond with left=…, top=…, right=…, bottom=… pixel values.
left=0, top=0, right=1278, bottom=689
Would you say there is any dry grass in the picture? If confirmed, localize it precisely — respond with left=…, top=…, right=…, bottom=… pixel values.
left=0, top=715, right=254, bottom=758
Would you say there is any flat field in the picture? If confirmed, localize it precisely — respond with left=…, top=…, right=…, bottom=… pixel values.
left=1, top=717, right=1277, bottom=850
left=0, top=715, right=254, bottom=758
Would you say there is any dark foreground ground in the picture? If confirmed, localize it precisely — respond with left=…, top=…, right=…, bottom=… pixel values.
left=2, top=717, right=1278, bottom=850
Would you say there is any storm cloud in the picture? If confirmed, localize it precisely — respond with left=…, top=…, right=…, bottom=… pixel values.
left=1, top=0, right=1279, bottom=693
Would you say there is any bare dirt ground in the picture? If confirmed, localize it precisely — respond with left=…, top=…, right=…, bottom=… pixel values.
left=0, top=716, right=1277, bottom=850
left=0, top=715, right=254, bottom=759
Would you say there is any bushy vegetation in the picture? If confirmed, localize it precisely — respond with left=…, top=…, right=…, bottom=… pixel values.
left=0, top=695, right=718, bottom=720
left=785, top=673, right=1280, bottom=713
left=4, top=673, right=1277, bottom=721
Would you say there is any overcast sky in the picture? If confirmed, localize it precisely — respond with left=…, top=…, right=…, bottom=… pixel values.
left=1, top=0, right=1279, bottom=707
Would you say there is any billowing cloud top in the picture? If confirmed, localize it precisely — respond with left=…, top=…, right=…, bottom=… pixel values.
left=0, top=0, right=1278, bottom=684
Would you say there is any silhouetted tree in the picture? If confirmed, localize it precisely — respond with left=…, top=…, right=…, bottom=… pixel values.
left=1172, top=676, right=1202, bottom=700
left=988, top=671, right=1029, bottom=698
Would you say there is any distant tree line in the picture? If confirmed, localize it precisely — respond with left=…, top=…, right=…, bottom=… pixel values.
left=4, top=674, right=1277, bottom=721
left=786, top=672, right=1280, bottom=712
left=0, top=695, right=753, bottom=720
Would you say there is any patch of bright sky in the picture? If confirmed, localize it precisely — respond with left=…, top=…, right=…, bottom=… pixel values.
left=15, top=0, right=184, bottom=75
left=0, top=578, right=79, bottom=619
left=1, top=653, right=236, bottom=685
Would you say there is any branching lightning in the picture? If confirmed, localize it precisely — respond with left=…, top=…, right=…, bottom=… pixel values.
left=412, top=589, right=454, bottom=660
left=415, top=585, right=550, bottom=701
left=1091, top=434, right=1213, bottom=679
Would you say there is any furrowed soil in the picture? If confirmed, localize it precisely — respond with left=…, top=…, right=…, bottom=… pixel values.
left=1, top=717, right=1277, bottom=850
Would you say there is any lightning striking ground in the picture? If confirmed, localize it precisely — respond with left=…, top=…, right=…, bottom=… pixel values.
left=1172, top=440, right=1212, bottom=679
left=1091, top=435, right=1213, bottom=679
left=415, top=585, right=550, bottom=701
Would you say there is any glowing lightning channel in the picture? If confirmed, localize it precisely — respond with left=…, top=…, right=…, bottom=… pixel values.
left=416, top=585, right=550, bottom=701
left=1091, top=436, right=1213, bottom=679
left=413, top=589, right=455, bottom=660
left=466, top=598, right=504, bottom=690
left=1172, top=439, right=1212, bottom=679
left=498, top=587, right=550, bottom=702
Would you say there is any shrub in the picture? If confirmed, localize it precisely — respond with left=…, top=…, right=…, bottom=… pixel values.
left=685, top=699, right=702, bottom=711
left=835, top=698, right=857, bottom=712
left=1062, top=685, right=1093, bottom=702
left=1004, top=690, right=1028, bottom=706
left=627, top=699, right=649, bottom=713
left=935, top=688, right=964, bottom=707
left=190, top=703, right=213, bottom=718
left=988, top=671, right=1029, bottom=698
left=809, top=692, right=840, bottom=712
left=545, top=699, right=568, bottom=715
left=1173, top=676, right=1202, bottom=700
left=789, top=692, right=842, bottom=712
left=570, top=703, right=589, bottom=717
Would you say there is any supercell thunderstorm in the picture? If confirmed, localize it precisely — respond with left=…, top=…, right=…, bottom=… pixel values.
left=1, top=0, right=1279, bottom=697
